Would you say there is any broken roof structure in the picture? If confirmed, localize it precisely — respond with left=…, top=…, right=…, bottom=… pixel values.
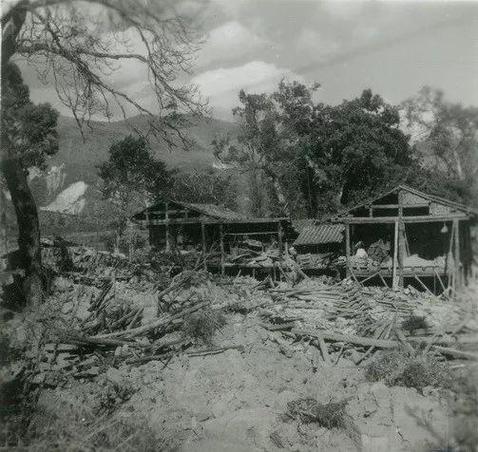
left=331, top=184, right=477, bottom=292
left=132, top=199, right=292, bottom=276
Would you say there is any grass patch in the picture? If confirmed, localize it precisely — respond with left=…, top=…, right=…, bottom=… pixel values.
left=286, top=398, right=347, bottom=429
left=366, top=351, right=451, bottom=392
left=183, top=308, right=226, bottom=345
left=15, top=416, right=163, bottom=451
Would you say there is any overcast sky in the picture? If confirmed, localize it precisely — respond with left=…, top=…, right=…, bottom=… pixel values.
left=19, top=0, right=478, bottom=121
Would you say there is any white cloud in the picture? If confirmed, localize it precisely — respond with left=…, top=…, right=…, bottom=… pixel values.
left=296, top=28, right=340, bottom=61
left=196, top=20, right=269, bottom=69
left=192, top=61, right=303, bottom=119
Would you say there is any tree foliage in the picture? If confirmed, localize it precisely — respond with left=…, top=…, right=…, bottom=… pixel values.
left=213, top=83, right=316, bottom=216
left=2, top=0, right=207, bottom=143
left=1, top=62, right=59, bottom=168
left=304, top=88, right=413, bottom=209
left=214, top=82, right=413, bottom=217
left=402, top=87, right=478, bottom=205
left=98, top=135, right=174, bottom=231
left=172, top=168, right=237, bottom=211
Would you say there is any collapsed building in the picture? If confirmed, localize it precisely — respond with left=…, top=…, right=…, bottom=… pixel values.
left=131, top=200, right=293, bottom=278
left=296, top=185, right=477, bottom=293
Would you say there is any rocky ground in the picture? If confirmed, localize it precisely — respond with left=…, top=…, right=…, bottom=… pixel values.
left=1, top=246, right=477, bottom=451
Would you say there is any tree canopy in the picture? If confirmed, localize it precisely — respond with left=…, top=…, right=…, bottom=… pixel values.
left=98, top=135, right=174, bottom=221
left=402, top=86, right=478, bottom=205
left=2, top=0, right=207, bottom=143
left=304, top=88, right=413, bottom=210
left=214, top=82, right=415, bottom=217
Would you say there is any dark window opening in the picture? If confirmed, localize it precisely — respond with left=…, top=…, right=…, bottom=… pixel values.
left=403, top=206, right=429, bottom=216
left=373, top=208, right=399, bottom=217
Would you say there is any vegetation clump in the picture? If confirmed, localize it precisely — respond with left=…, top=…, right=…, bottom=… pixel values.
left=401, top=315, right=429, bottom=334
left=286, top=398, right=347, bottom=429
left=183, top=308, right=226, bottom=345
left=366, top=351, right=451, bottom=391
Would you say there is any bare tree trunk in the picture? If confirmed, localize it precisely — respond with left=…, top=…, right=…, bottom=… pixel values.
left=1, top=156, right=43, bottom=305
left=271, top=175, right=290, bottom=216
left=263, top=167, right=290, bottom=216
left=452, top=146, right=465, bottom=181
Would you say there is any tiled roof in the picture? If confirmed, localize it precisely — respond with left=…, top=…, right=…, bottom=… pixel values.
left=294, top=223, right=344, bottom=246
left=183, top=202, right=248, bottom=221
left=291, top=219, right=316, bottom=234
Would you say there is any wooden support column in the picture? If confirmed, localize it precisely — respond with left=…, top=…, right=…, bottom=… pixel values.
left=345, top=222, right=351, bottom=278
left=165, top=202, right=170, bottom=252
left=278, top=221, right=283, bottom=257
left=454, top=219, right=460, bottom=291
left=219, top=223, right=225, bottom=276
left=145, top=209, right=151, bottom=246
left=201, top=222, right=206, bottom=270
left=447, top=221, right=455, bottom=292
left=397, top=192, right=404, bottom=288
left=398, top=221, right=405, bottom=288
left=392, top=220, right=399, bottom=290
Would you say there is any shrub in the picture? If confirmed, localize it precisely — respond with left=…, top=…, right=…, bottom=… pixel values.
left=286, top=398, right=347, bottom=429
left=401, top=315, right=428, bottom=334
left=183, top=308, right=226, bottom=345
left=366, top=351, right=451, bottom=391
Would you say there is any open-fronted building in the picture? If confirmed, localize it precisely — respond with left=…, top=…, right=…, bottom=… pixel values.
left=330, top=185, right=477, bottom=292
left=131, top=200, right=292, bottom=276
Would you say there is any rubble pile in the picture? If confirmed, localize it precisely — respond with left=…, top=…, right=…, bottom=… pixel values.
left=259, top=277, right=478, bottom=364
left=19, top=242, right=478, bottom=389
left=26, top=248, right=264, bottom=387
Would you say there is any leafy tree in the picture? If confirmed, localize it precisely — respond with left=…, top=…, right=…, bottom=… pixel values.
left=303, top=89, right=413, bottom=211
left=1, top=0, right=206, bottom=303
left=98, top=135, right=174, bottom=251
left=402, top=87, right=478, bottom=205
left=214, top=82, right=412, bottom=218
left=1, top=62, right=58, bottom=304
left=172, top=168, right=237, bottom=211
left=213, top=85, right=311, bottom=217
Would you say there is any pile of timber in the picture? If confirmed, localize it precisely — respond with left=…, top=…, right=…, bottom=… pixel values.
left=261, top=279, right=478, bottom=363
left=30, top=267, right=234, bottom=387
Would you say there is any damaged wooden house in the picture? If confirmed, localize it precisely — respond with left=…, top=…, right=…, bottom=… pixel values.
left=329, top=185, right=477, bottom=293
left=132, top=200, right=292, bottom=277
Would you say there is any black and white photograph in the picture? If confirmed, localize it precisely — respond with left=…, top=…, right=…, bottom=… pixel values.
left=1, top=0, right=478, bottom=450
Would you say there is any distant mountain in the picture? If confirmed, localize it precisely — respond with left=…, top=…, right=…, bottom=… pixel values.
left=29, top=114, right=238, bottom=214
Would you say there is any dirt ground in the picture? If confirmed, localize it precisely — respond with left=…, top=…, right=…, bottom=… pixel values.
left=1, top=252, right=477, bottom=451
left=21, top=310, right=463, bottom=452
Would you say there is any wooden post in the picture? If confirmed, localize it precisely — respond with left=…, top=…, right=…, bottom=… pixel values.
left=398, top=221, right=405, bottom=288
left=454, top=219, right=460, bottom=291
left=345, top=222, right=351, bottom=278
left=165, top=202, right=170, bottom=252
left=201, top=222, right=206, bottom=270
left=447, top=221, right=455, bottom=292
left=277, top=221, right=283, bottom=257
left=219, top=223, right=225, bottom=275
left=392, top=220, right=399, bottom=290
